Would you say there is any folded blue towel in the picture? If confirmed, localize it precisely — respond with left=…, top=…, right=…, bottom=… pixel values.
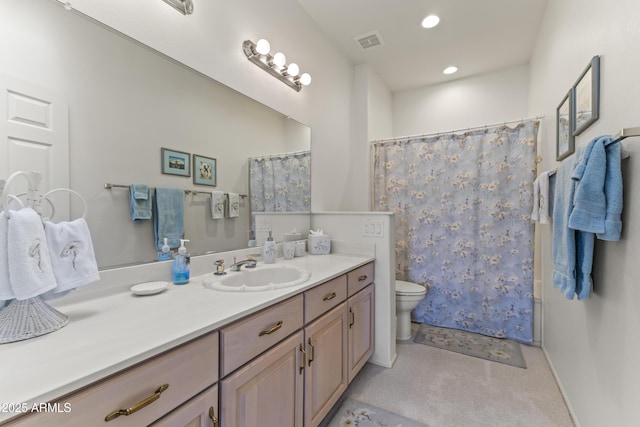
left=153, top=187, right=184, bottom=251
left=130, top=184, right=152, bottom=221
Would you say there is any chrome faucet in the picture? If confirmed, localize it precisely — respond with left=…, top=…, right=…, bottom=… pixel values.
left=230, top=258, right=257, bottom=271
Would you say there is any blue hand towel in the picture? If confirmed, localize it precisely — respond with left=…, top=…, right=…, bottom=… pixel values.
left=153, top=187, right=184, bottom=251
left=551, top=154, right=580, bottom=300
left=569, top=136, right=623, bottom=240
left=130, top=184, right=152, bottom=221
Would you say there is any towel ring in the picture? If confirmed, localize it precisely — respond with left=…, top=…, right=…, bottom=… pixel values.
left=1, top=171, right=36, bottom=217
left=43, top=188, right=88, bottom=220
left=3, top=195, right=25, bottom=210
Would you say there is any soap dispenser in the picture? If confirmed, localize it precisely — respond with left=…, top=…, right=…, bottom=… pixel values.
left=172, top=239, right=190, bottom=285
left=158, top=238, right=172, bottom=261
left=263, top=231, right=276, bottom=264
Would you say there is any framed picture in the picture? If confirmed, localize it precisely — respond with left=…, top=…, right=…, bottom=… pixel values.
left=193, top=154, right=217, bottom=186
left=556, top=90, right=575, bottom=161
left=161, top=148, right=191, bottom=177
left=572, top=55, right=600, bottom=136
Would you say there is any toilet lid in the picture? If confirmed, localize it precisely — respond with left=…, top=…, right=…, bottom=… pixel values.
left=396, top=280, right=427, bottom=295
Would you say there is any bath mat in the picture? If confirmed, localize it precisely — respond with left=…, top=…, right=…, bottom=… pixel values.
left=413, top=324, right=526, bottom=368
left=323, top=397, right=429, bottom=427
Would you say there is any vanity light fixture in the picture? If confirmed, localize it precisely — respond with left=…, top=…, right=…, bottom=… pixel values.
left=242, top=39, right=311, bottom=92
left=162, top=0, right=194, bottom=15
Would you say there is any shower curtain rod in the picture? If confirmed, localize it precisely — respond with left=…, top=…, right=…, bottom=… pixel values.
left=370, top=115, right=544, bottom=146
left=248, top=149, right=310, bottom=160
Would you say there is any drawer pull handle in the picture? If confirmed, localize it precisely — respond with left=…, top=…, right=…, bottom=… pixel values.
left=358, top=275, right=368, bottom=282
left=308, top=338, right=315, bottom=367
left=259, top=320, right=283, bottom=336
left=105, top=384, right=169, bottom=421
left=323, top=292, right=337, bottom=301
left=209, top=406, right=219, bottom=427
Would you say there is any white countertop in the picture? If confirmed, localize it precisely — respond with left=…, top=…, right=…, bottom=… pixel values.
left=0, top=253, right=373, bottom=423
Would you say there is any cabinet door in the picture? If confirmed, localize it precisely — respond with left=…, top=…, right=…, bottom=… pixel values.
left=348, top=284, right=374, bottom=383
left=304, top=302, right=348, bottom=427
left=150, top=384, right=218, bottom=427
left=220, top=331, right=304, bottom=427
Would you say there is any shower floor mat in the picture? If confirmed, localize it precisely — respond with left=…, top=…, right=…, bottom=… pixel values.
left=413, top=324, right=526, bottom=368
left=322, top=397, right=429, bottom=427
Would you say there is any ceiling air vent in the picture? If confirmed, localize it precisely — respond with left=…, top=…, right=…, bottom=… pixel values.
left=354, top=30, right=385, bottom=51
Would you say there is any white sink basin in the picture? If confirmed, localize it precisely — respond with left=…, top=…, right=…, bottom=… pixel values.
left=203, top=264, right=311, bottom=292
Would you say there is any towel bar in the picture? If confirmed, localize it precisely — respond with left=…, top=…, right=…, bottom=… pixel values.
left=104, top=183, right=247, bottom=198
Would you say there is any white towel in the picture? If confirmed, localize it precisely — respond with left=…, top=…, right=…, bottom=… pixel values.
left=0, top=211, right=12, bottom=301
left=226, top=193, right=240, bottom=218
left=210, top=191, right=224, bottom=220
left=8, top=208, right=57, bottom=300
left=44, top=218, right=100, bottom=293
left=531, top=171, right=551, bottom=224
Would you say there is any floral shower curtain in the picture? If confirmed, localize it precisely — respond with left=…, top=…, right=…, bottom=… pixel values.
left=249, top=150, right=311, bottom=213
left=373, top=121, right=539, bottom=343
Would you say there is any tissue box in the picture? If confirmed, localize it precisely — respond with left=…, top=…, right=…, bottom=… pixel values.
left=283, top=233, right=303, bottom=242
left=308, top=235, right=331, bottom=255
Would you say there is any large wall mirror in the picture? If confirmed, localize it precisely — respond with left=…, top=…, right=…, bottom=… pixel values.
left=0, top=1, right=310, bottom=269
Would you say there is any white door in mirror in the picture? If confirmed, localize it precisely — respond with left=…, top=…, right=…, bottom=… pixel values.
left=131, top=281, right=169, bottom=296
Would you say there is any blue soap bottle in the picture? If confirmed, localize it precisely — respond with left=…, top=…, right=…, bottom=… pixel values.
left=172, top=239, right=190, bottom=285
left=158, top=238, right=172, bottom=261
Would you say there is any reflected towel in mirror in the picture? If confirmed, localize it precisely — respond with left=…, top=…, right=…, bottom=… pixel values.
left=153, top=187, right=185, bottom=250
left=210, top=190, right=224, bottom=220
left=226, top=193, right=240, bottom=218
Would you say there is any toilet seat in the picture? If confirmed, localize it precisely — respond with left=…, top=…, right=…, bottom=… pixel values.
left=396, top=280, right=427, bottom=296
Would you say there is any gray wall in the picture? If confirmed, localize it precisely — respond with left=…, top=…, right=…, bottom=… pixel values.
left=529, top=0, right=640, bottom=425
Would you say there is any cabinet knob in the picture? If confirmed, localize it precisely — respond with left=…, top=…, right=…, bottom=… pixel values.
left=105, top=384, right=169, bottom=421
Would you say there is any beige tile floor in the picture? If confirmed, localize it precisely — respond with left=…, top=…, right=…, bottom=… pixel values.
left=332, top=325, right=575, bottom=427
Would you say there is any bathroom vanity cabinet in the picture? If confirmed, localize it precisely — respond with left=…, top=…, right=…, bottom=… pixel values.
left=0, top=260, right=374, bottom=427
left=2, top=331, right=220, bottom=426
left=220, top=262, right=374, bottom=427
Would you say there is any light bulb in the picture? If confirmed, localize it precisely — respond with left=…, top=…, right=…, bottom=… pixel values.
left=443, top=66, right=458, bottom=75
left=421, top=15, right=440, bottom=29
left=286, top=63, right=299, bottom=77
left=272, top=52, right=286, bottom=67
left=255, top=39, right=270, bottom=55
left=299, top=73, right=312, bottom=86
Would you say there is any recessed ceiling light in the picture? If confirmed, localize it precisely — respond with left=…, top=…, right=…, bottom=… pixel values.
left=421, top=15, right=440, bottom=29
left=443, top=66, right=458, bottom=75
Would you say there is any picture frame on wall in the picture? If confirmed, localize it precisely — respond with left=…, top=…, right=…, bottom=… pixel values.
left=556, top=89, right=575, bottom=161
left=572, top=55, right=600, bottom=136
left=161, top=148, right=191, bottom=177
left=193, top=154, right=217, bottom=186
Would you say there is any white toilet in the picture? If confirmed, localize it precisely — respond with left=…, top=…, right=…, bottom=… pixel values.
left=395, top=280, right=428, bottom=340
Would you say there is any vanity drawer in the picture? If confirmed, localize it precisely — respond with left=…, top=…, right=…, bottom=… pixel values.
left=220, top=294, right=304, bottom=377
left=347, top=262, right=374, bottom=296
left=304, top=274, right=347, bottom=323
left=3, top=331, right=219, bottom=427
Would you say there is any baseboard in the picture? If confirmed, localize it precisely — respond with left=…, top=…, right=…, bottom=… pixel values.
left=541, top=345, right=581, bottom=427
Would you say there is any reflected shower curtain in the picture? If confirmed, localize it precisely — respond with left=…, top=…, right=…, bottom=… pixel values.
left=249, top=150, right=311, bottom=213
left=373, top=121, right=539, bottom=342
